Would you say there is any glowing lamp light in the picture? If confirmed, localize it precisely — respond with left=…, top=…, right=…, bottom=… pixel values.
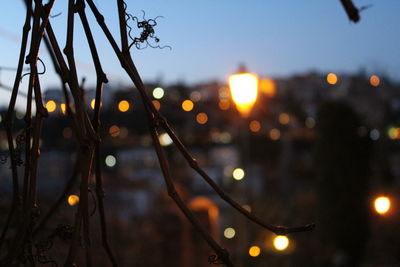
left=46, top=100, right=56, bottom=113
left=228, top=73, right=258, bottom=117
left=273, top=235, right=289, bottom=251
left=374, top=196, right=391, bottom=215
left=68, top=194, right=79, bottom=206
left=249, top=246, right=261, bottom=257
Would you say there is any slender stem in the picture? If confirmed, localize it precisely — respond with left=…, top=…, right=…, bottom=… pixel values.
left=86, top=0, right=315, bottom=236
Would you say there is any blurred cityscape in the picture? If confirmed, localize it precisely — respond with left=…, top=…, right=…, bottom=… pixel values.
left=1, top=70, right=399, bottom=266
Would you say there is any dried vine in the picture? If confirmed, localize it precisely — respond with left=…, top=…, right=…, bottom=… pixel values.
left=0, top=1, right=314, bottom=266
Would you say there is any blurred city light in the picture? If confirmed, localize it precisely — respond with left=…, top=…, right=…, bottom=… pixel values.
left=182, top=99, right=194, bottom=112
left=152, top=87, right=164, bottom=99
left=387, top=127, right=400, bottom=140
left=46, top=100, right=56, bottom=113
left=109, top=125, right=120, bottom=137
left=228, top=73, right=258, bottom=117
left=105, top=155, right=116, bottom=167
left=370, top=129, right=380, bottom=141
left=305, top=117, right=316, bottom=128
left=159, top=133, right=173, bottom=146
left=249, top=246, right=261, bottom=257
left=232, top=168, right=245, bottom=180
left=242, top=204, right=252, bottom=212
left=273, top=235, right=289, bottom=251
left=196, top=112, right=208, bottom=124
left=90, top=98, right=96, bottom=110
left=68, top=194, right=79, bottom=206
left=223, top=227, right=236, bottom=239
left=259, top=78, right=276, bottom=97
left=374, top=196, right=391, bottom=215
left=326, top=73, right=338, bottom=85
left=370, top=75, right=380, bottom=87
left=218, top=100, right=230, bottom=110
left=269, top=128, right=281, bottom=140
left=60, top=103, right=67, bottom=115
left=152, top=100, right=161, bottom=110
left=118, top=100, right=130, bottom=112
left=279, top=113, right=290, bottom=125
left=249, top=120, right=261, bottom=132
left=190, top=91, right=202, bottom=102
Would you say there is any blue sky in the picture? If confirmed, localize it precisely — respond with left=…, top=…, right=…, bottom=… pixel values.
left=0, top=0, right=399, bottom=107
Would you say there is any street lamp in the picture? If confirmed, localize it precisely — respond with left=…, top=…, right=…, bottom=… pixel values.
left=228, top=70, right=259, bottom=118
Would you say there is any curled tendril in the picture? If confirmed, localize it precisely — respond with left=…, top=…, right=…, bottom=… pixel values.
left=0, top=128, right=27, bottom=165
left=123, top=2, right=171, bottom=51
left=20, top=57, right=47, bottom=82
left=50, top=11, right=62, bottom=18
left=208, top=254, right=224, bottom=265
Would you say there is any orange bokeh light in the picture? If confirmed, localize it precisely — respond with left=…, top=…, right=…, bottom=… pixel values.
left=118, top=100, right=130, bottom=112
left=182, top=99, right=194, bottom=112
left=196, top=112, right=208, bottom=124
left=152, top=100, right=161, bottom=110
left=370, top=75, right=380, bottom=87
left=326, top=73, right=338, bottom=85
left=249, top=120, right=261, bottom=132
left=109, top=125, right=120, bottom=137
left=218, top=100, right=230, bottom=110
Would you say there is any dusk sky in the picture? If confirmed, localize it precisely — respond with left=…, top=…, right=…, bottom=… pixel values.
left=0, top=0, right=399, bottom=107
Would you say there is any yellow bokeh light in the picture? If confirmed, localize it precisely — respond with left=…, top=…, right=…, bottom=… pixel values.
left=68, top=194, right=79, bottom=206
left=326, top=73, right=338, bottom=85
left=249, top=120, right=261, bottom=132
left=60, top=103, right=67, bottom=114
left=218, top=100, right=230, bottom=110
left=279, top=113, right=290, bottom=125
left=46, top=100, right=56, bottom=113
left=90, top=98, right=95, bottom=110
left=374, top=196, right=391, bottom=215
left=182, top=99, right=194, bottom=112
left=388, top=127, right=400, bottom=140
left=249, top=246, right=261, bottom=257
left=109, top=125, right=120, bottom=137
left=224, top=227, right=236, bottom=239
left=232, top=168, right=245, bottom=180
left=196, top=112, right=208, bottom=124
left=228, top=73, right=258, bottom=117
left=273, top=235, right=289, bottom=251
left=118, top=100, right=130, bottom=112
left=259, top=78, right=276, bottom=97
left=152, top=100, right=161, bottom=110
left=153, top=87, right=165, bottom=99
left=370, top=75, right=380, bottom=87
